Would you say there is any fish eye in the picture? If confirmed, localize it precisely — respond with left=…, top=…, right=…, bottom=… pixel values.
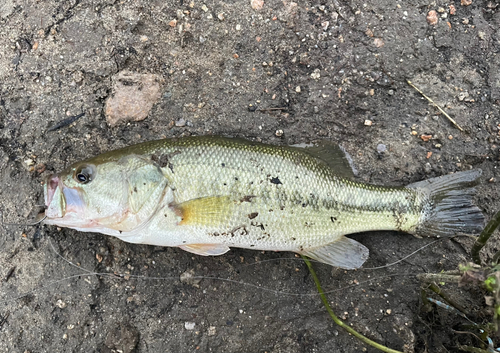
left=74, top=164, right=95, bottom=184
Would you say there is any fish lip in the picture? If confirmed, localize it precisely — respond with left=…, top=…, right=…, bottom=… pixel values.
left=45, top=174, right=60, bottom=208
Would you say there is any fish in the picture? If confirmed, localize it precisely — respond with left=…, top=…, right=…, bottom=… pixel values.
left=42, top=136, right=484, bottom=269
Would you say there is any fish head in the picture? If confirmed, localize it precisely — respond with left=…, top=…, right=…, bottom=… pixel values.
left=44, top=154, right=168, bottom=232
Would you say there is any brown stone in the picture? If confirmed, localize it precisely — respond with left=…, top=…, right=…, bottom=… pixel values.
left=105, top=71, right=163, bottom=126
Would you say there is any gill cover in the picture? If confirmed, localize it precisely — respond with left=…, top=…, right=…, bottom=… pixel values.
left=105, top=155, right=169, bottom=232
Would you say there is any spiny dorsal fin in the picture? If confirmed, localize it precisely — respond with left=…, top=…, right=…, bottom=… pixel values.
left=290, top=142, right=357, bottom=179
left=300, top=236, right=369, bottom=269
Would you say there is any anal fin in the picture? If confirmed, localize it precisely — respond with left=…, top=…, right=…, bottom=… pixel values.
left=300, top=236, right=369, bottom=269
left=179, top=243, right=231, bottom=256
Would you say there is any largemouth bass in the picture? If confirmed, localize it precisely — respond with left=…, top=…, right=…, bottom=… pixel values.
left=43, top=136, right=484, bottom=269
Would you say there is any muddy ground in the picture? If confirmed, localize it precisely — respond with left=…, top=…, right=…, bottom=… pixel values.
left=1, top=0, right=499, bottom=352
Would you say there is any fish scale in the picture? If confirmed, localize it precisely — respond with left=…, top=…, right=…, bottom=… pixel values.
left=43, top=136, right=484, bottom=269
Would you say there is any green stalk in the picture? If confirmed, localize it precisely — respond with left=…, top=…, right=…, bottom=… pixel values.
left=427, top=282, right=468, bottom=314
left=457, top=346, right=491, bottom=353
left=301, top=256, right=404, bottom=353
left=471, top=210, right=500, bottom=265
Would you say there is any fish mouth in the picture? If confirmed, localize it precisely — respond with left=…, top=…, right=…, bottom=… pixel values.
left=44, top=174, right=85, bottom=219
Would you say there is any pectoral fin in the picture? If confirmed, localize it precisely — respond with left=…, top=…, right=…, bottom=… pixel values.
left=172, top=196, right=234, bottom=226
left=179, top=243, right=231, bottom=256
left=300, top=236, right=369, bottom=269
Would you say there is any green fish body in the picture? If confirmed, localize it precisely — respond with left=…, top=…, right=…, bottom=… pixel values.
left=43, top=136, right=484, bottom=269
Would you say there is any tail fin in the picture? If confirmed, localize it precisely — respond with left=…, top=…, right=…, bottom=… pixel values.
left=407, top=170, right=484, bottom=237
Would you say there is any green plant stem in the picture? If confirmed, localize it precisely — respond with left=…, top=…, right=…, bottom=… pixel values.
left=427, top=282, right=468, bottom=314
left=457, top=345, right=491, bottom=353
left=417, top=273, right=461, bottom=283
left=301, top=256, right=404, bottom=353
left=472, top=210, right=500, bottom=265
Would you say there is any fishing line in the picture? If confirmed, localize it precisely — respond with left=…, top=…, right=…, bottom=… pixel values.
left=237, top=238, right=444, bottom=271
left=50, top=239, right=416, bottom=296
left=0, top=210, right=46, bottom=227
left=0, top=235, right=454, bottom=305
left=362, top=239, right=442, bottom=270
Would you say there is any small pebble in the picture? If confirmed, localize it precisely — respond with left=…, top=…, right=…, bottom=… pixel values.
left=386, top=309, right=392, bottom=315
left=313, top=106, right=319, bottom=113
left=449, top=5, right=456, bottom=15
left=388, top=89, right=394, bottom=96
left=295, top=86, right=301, bottom=93
left=201, top=4, right=209, bottom=12
left=448, top=135, right=453, bottom=140
left=364, top=119, right=373, bottom=126
left=35, top=163, right=46, bottom=173
left=207, top=326, right=217, bottom=336
left=427, top=10, right=438, bottom=25
left=217, top=13, right=225, bottom=21
left=426, top=151, right=433, bottom=159
left=55, top=299, right=66, bottom=309
left=275, top=129, right=284, bottom=137
left=420, top=134, right=432, bottom=142
left=185, top=322, right=196, bottom=330
left=461, top=0, right=472, bottom=6
left=373, top=38, right=384, bottom=48
left=175, top=118, right=186, bottom=127
left=251, top=0, right=264, bottom=10
left=169, top=19, right=177, bottom=27
left=489, top=177, right=495, bottom=183
left=377, top=144, right=387, bottom=154
left=310, top=69, right=321, bottom=80
left=411, top=131, right=418, bottom=136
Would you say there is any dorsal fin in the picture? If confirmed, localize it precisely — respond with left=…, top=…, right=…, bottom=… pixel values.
left=290, top=142, right=357, bottom=179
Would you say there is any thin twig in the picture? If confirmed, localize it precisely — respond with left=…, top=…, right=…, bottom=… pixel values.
left=457, top=345, right=492, bottom=353
left=407, top=80, right=464, bottom=132
left=417, top=273, right=461, bottom=284
left=0, top=311, right=9, bottom=330
left=301, top=256, right=404, bottom=353
left=471, top=210, right=500, bottom=265
left=3, top=267, right=15, bottom=282
left=257, top=107, right=288, bottom=112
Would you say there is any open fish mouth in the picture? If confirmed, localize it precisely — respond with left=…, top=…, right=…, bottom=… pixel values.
left=44, top=174, right=85, bottom=219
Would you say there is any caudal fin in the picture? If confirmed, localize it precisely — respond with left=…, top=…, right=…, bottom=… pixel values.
left=407, top=170, right=484, bottom=237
